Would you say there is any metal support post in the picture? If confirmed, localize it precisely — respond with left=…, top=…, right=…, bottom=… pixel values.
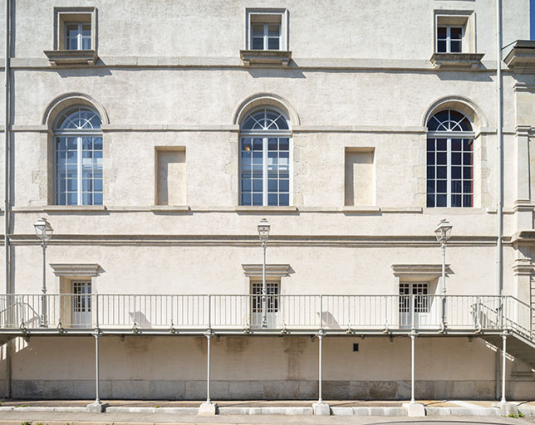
left=198, top=332, right=217, bottom=415
left=94, top=333, right=100, bottom=403
left=86, top=333, right=105, bottom=413
left=501, top=333, right=507, bottom=403
left=206, top=333, right=212, bottom=404
left=318, top=333, right=323, bottom=404
left=40, top=242, right=47, bottom=327
left=441, top=242, right=446, bottom=331
left=261, top=240, right=267, bottom=328
left=410, top=333, right=416, bottom=404
left=312, top=331, right=330, bottom=415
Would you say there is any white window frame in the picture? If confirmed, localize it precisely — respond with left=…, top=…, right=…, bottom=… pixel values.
left=426, top=110, right=474, bottom=208
left=436, top=25, right=464, bottom=53
left=251, top=23, right=281, bottom=51
left=251, top=281, right=280, bottom=328
left=246, top=8, right=288, bottom=51
left=71, top=280, right=92, bottom=328
left=239, top=108, right=292, bottom=207
left=65, top=22, right=92, bottom=51
left=53, top=7, right=97, bottom=51
left=53, top=107, right=103, bottom=206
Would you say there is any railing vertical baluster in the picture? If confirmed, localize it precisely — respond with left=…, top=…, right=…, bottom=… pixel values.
left=319, top=295, right=323, bottom=330
left=503, top=296, right=508, bottom=331
left=95, top=294, right=99, bottom=329
left=171, top=295, right=175, bottom=327
left=411, top=294, right=415, bottom=331
left=208, top=294, right=211, bottom=330
left=475, top=297, right=481, bottom=332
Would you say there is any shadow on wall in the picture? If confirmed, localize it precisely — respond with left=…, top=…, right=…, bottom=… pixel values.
left=57, top=67, right=112, bottom=78
left=246, top=67, right=306, bottom=79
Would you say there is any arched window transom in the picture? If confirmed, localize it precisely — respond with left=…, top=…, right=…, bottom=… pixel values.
left=53, top=107, right=103, bottom=206
left=427, top=110, right=472, bottom=132
left=56, top=108, right=102, bottom=131
left=240, top=108, right=291, bottom=206
left=241, top=109, right=289, bottom=131
left=426, top=109, right=474, bottom=208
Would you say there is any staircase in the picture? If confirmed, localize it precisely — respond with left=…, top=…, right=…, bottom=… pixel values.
left=481, top=334, right=535, bottom=369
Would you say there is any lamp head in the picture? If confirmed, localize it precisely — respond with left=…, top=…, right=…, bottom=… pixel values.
left=34, top=217, right=53, bottom=243
left=257, top=218, right=270, bottom=241
left=434, top=219, right=452, bottom=243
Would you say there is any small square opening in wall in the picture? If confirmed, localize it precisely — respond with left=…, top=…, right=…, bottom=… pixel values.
left=353, top=343, right=359, bottom=352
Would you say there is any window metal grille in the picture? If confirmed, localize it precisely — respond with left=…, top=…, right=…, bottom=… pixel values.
left=73, top=281, right=91, bottom=313
left=399, top=282, right=429, bottom=313
left=251, top=282, right=279, bottom=313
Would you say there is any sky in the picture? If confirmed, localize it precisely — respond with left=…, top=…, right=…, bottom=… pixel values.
left=532, top=0, right=535, bottom=39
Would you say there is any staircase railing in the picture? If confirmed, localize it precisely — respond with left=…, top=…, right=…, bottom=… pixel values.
left=504, top=296, right=534, bottom=341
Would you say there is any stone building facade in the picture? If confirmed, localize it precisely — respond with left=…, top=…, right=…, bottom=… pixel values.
left=0, top=0, right=534, bottom=402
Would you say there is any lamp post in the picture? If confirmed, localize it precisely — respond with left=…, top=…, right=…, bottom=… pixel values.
left=34, top=217, right=53, bottom=327
left=257, top=218, right=270, bottom=328
left=434, top=219, right=452, bottom=330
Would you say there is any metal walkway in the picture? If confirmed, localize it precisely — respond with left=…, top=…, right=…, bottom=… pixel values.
left=0, top=293, right=533, bottom=410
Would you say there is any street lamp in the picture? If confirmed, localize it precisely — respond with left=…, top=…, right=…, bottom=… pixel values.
left=434, top=219, right=452, bottom=330
left=257, top=218, right=270, bottom=328
left=34, top=217, right=53, bottom=327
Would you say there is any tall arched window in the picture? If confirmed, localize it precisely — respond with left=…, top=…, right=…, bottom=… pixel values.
left=54, top=107, right=103, bottom=205
left=240, top=108, right=291, bottom=206
left=427, top=110, right=473, bottom=208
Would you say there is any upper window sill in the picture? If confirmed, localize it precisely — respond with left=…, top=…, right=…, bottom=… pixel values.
left=430, top=53, right=484, bottom=70
left=240, top=50, right=292, bottom=67
left=150, top=205, right=190, bottom=213
left=235, top=206, right=298, bottom=213
left=43, top=49, right=98, bottom=66
left=42, top=205, right=107, bottom=212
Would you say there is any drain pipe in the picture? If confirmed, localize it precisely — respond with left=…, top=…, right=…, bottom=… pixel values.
left=494, top=0, right=503, bottom=401
left=4, top=0, right=11, bottom=399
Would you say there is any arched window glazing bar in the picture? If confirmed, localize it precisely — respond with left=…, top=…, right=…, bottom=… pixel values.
left=240, top=108, right=291, bottom=206
left=427, top=110, right=474, bottom=208
left=53, top=107, right=103, bottom=206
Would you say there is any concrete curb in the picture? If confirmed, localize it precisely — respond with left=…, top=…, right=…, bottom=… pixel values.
left=332, top=407, right=407, bottom=416
left=2, top=404, right=535, bottom=417
left=0, top=406, right=88, bottom=412
left=219, top=407, right=313, bottom=415
left=426, top=407, right=501, bottom=416
left=107, top=406, right=199, bottom=415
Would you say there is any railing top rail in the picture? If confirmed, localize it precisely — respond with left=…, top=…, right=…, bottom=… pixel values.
left=504, top=295, right=535, bottom=311
left=0, top=293, right=513, bottom=297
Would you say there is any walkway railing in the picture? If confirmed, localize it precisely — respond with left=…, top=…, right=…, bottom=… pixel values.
left=0, top=294, right=532, bottom=338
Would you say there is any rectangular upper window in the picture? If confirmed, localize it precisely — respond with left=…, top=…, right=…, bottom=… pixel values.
left=44, top=7, right=98, bottom=66
left=54, top=7, right=97, bottom=51
left=65, top=22, right=92, bottom=50
left=437, top=25, right=463, bottom=53
left=435, top=13, right=474, bottom=54
left=246, top=9, right=288, bottom=51
left=252, top=23, right=281, bottom=50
